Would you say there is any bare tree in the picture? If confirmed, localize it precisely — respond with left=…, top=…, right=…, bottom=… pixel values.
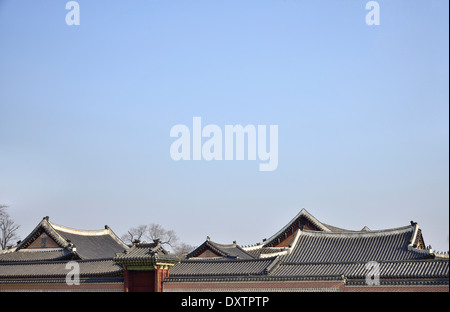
left=172, top=242, right=196, bottom=259
left=120, top=225, right=148, bottom=246
left=0, top=205, right=20, bottom=250
left=147, top=223, right=179, bottom=248
left=122, top=223, right=194, bottom=257
left=0, top=204, right=6, bottom=218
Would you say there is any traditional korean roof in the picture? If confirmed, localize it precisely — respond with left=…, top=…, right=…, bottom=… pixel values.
left=262, top=209, right=350, bottom=247
left=168, top=255, right=448, bottom=284
left=280, top=225, right=432, bottom=263
left=13, top=217, right=129, bottom=260
left=272, top=258, right=449, bottom=280
left=114, top=240, right=179, bottom=267
left=170, top=257, right=280, bottom=277
left=0, top=259, right=123, bottom=279
left=167, top=210, right=447, bottom=286
left=165, top=265, right=448, bottom=288
left=167, top=245, right=449, bottom=283
left=0, top=248, right=75, bottom=263
left=1, top=210, right=447, bottom=290
left=186, top=238, right=255, bottom=260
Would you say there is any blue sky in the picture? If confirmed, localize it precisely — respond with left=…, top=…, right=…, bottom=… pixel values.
left=0, top=0, right=448, bottom=251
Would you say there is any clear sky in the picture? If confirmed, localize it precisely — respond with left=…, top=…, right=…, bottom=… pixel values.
left=0, top=0, right=448, bottom=252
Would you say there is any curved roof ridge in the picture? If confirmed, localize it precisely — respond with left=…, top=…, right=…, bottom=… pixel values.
left=263, top=246, right=290, bottom=250
left=15, top=248, right=66, bottom=253
left=205, top=240, right=232, bottom=257
left=186, top=256, right=226, bottom=261
left=14, top=217, right=129, bottom=259
left=296, top=209, right=331, bottom=232
left=263, top=209, right=331, bottom=247
left=300, top=224, right=414, bottom=238
left=15, top=217, right=70, bottom=251
left=211, top=240, right=255, bottom=259
left=241, top=244, right=263, bottom=251
left=186, top=238, right=254, bottom=260
left=209, top=241, right=237, bottom=248
left=49, top=222, right=110, bottom=236
left=213, top=241, right=252, bottom=254
left=50, top=221, right=129, bottom=251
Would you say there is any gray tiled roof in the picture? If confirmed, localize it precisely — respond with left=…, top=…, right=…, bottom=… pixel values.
left=14, top=217, right=129, bottom=260
left=15, top=217, right=69, bottom=250
left=186, top=239, right=255, bottom=260
left=170, top=257, right=278, bottom=277
left=281, top=226, right=430, bottom=263
left=263, top=209, right=333, bottom=247
left=114, top=241, right=179, bottom=266
left=167, top=214, right=444, bottom=283
left=2, top=211, right=445, bottom=288
left=273, top=259, right=449, bottom=279
left=168, top=257, right=448, bottom=283
left=0, top=248, right=75, bottom=263
left=0, top=277, right=124, bottom=285
left=0, top=259, right=123, bottom=278
left=55, top=229, right=127, bottom=260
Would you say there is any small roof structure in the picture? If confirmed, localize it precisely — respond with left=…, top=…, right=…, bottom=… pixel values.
left=262, top=208, right=350, bottom=247
left=114, top=240, right=179, bottom=267
left=186, top=237, right=255, bottom=260
left=170, top=257, right=280, bottom=277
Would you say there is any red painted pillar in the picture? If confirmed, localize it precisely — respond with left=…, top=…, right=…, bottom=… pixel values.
left=154, top=266, right=160, bottom=292
left=154, top=265, right=170, bottom=292
left=123, top=267, right=130, bottom=292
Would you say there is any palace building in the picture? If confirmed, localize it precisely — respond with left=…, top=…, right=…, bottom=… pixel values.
left=0, top=209, right=448, bottom=292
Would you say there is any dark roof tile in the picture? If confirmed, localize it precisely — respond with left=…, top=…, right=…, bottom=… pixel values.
left=281, top=226, right=431, bottom=263
left=0, top=259, right=123, bottom=278
left=114, top=241, right=179, bottom=265
left=272, top=259, right=449, bottom=279
left=0, top=248, right=75, bottom=263
left=187, top=239, right=255, bottom=260
left=170, top=257, right=277, bottom=277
